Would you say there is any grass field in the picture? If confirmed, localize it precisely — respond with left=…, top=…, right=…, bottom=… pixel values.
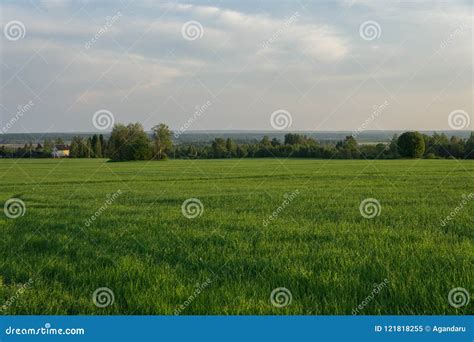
left=0, top=158, right=472, bottom=315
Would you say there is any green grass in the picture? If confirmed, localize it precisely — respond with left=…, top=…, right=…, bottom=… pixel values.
left=0, top=158, right=472, bottom=315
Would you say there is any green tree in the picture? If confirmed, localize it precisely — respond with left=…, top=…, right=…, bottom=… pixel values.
left=284, top=133, right=306, bottom=145
left=186, top=145, right=198, bottom=159
left=70, top=136, right=84, bottom=157
left=397, top=131, right=425, bottom=158
left=465, top=132, right=474, bottom=159
left=91, top=134, right=102, bottom=158
left=99, top=134, right=106, bottom=156
left=387, top=134, right=400, bottom=158
left=211, top=138, right=227, bottom=158
left=448, top=136, right=464, bottom=158
left=337, top=136, right=360, bottom=159
left=271, top=138, right=281, bottom=147
left=152, top=124, right=173, bottom=160
left=260, top=136, right=271, bottom=147
left=86, top=137, right=92, bottom=158
left=225, top=138, right=237, bottom=157
left=108, top=123, right=151, bottom=161
left=43, top=139, right=54, bottom=155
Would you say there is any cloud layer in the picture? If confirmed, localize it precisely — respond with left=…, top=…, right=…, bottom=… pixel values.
left=0, top=0, right=472, bottom=133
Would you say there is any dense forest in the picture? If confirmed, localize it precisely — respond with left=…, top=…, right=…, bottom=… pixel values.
left=1, top=123, right=473, bottom=161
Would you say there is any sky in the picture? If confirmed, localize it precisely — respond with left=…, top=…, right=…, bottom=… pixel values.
left=0, top=0, right=472, bottom=134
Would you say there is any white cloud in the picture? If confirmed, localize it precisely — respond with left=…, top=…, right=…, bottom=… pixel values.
left=158, top=3, right=349, bottom=63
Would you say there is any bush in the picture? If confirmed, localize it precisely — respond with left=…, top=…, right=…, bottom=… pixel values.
left=397, top=131, right=425, bottom=158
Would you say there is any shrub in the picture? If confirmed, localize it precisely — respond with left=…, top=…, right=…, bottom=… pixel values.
left=397, top=131, right=425, bottom=158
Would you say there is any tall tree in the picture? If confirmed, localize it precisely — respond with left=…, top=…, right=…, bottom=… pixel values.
left=86, top=137, right=92, bottom=158
left=91, top=134, right=102, bottom=158
left=465, top=132, right=474, bottom=159
left=387, top=134, right=399, bottom=158
left=43, top=139, right=54, bottom=155
left=211, top=138, right=227, bottom=158
left=225, top=138, right=237, bottom=157
left=70, top=136, right=83, bottom=157
left=152, top=124, right=173, bottom=160
left=99, top=134, right=106, bottom=157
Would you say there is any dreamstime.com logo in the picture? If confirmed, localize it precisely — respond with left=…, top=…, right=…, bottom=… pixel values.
left=3, top=198, right=26, bottom=219
left=359, top=20, right=381, bottom=41
left=1, top=100, right=34, bottom=134
left=1, top=278, right=34, bottom=312
left=174, top=278, right=212, bottom=315
left=174, top=100, right=212, bottom=139
left=352, top=100, right=389, bottom=138
left=181, top=20, right=204, bottom=41
left=92, top=287, right=115, bottom=308
left=270, top=109, right=292, bottom=130
left=448, top=287, right=470, bottom=308
left=439, top=21, right=469, bottom=51
left=448, top=110, right=470, bottom=130
left=359, top=198, right=381, bottom=219
left=260, top=12, right=300, bottom=50
left=3, top=20, right=26, bottom=41
left=440, top=193, right=473, bottom=227
left=85, top=11, right=122, bottom=49
left=352, top=279, right=389, bottom=315
left=93, top=109, right=115, bottom=130
left=5, top=323, right=85, bottom=336
left=84, top=190, right=122, bottom=227
left=181, top=198, right=204, bottom=219
left=270, top=287, right=292, bottom=308
left=263, top=190, right=300, bottom=227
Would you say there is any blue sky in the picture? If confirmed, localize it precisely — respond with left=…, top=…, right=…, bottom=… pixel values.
left=0, top=0, right=472, bottom=133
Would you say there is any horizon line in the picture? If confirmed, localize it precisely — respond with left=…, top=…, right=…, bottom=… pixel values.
left=1, top=129, right=473, bottom=135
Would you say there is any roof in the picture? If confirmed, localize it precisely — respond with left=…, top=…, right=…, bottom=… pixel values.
left=54, top=145, right=70, bottom=150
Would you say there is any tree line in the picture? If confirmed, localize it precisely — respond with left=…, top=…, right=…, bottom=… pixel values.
left=1, top=123, right=473, bottom=161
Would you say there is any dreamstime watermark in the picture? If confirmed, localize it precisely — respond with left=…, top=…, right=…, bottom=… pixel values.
left=84, top=190, right=122, bottom=227
left=92, top=109, right=115, bottom=130
left=5, top=323, right=85, bottom=336
left=92, top=287, right=115, bottom=308
left=174, top=278, right=212, bottom=315
left=352, top=100, right=389, bottom=138
left=3, top=198, right=26, bottom=219
left=1, top=101, right=34, bottom=134
left=1, top=278, right=34, bottom=312
left=3, top=20, right=26, bottom=41
left=448, top=287, right=470, bottom=308
left=352, top=278, right=389, bottom=315
left=359, top=20, right=381, bottom=41
left=270, top=109, right=292, bottom=130
left=359, top=198, right=381, bottom=219
left=181, top=20, right=203, bottom=41
left=440, top=193, right=473, bottom=227
left=263, top=190, right=300, bottom=227
left=181, top=198, right=204, bottom=219
left=261, top=12, right=300, bottom=50
left=85, top=11, right=122, bottom=49
left=270, top=287, right=292, bottom=308
left=439, top=21, right=469, bottom=51
left=448, top=110, right=470, bottom=130
left=174, top=100, right=212, bottom=139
